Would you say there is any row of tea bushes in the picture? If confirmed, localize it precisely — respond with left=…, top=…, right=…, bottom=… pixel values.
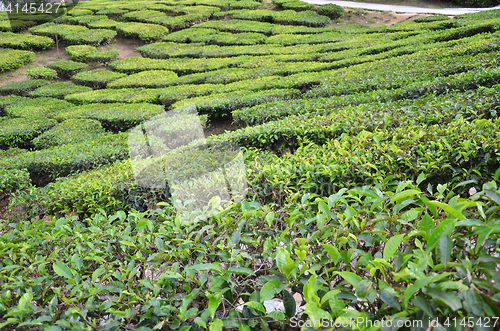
left=106, top=70, right=178, bottom=89
left=47, top=60, right=87, bottom=77
left=171, top=88, right=301, bottom=116
left=30, top=23, right=116, bottom=46
left=0, top=19, right=35, bottom=32
left=31, top=119, right=108, bottom=149
left=0, top=117, right=57, bottom=149
left=221, top=9, right=332, bottom=27
left=217, top=85, right=500, bottom=152
left=136, top=42, right=320, bottom=59
left=65, top=45, right=119, bottom=63
left=24, top=67, right=58, bottom=80
left=4, top=97, right=72, bottom=119
left=233, top=70, right=500, bottom=125
left=249, top=118, right=500, bottom=203
left=116, top=22, right=169, bottom=42
left=29, top=81, right=92, bottom=99
left=55, top=102, right=165, bottom=132
left=0, top=79, right=48, bottom=96
left=71, top=68, right=127, bottom=89
left=0, top=49, right=34, bottom=72
left=0, top=133, right=129, bottom=183
left=0, top=31, right=53, bottom=50
left=164, top=28, right=268, bottom=45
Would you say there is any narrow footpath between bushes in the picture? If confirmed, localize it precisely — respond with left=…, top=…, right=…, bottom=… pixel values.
left=303, top=0, right=500, bottom=15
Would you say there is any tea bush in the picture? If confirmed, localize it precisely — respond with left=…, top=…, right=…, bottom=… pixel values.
left=0, top=49, right=34, bottom=72
left=107, top=70, right=178, bottom=88
left=28, top=81, right=92, bottom=99
left=24, top=67, right=58, bottom=80
left=47, top=60, right=88, bottom=77
left=0, top=79, right=47, bottom=96
left=0, top=31, right=54, bottom=50
left=32, top=119, right=108, bottom=149
left=71, top=69, right=127, bottom=89
left=55, top=102, right=165, bottom=132
left=0, top=117, right=57, bottom=149
left=116, top=22, right=169, bottom=42
left=316, top=3, right=344, bottom=19
left=5, top=97, right=73, bottom=119
left=65, top=44, right=98, bottom=62
left=0, top=132, right=129, bottom=182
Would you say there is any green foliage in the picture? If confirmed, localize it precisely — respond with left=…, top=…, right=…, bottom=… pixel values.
left=65, top=87, right=163, bottom=104
left=0, top=132, right=129, bottom=182
left=5, top=97, right=73, bottom=119
left=55, top=102, right=165, bottom=132
left=71, top=68, right=127, bottom=89
left=0, top=79, right=47, bottom=96
left=0, top=117, right=57, bottom=148
left=0, top=31, right=54, bottom=50
left=30, top=23, right=116, bottom=46
left=32, top=119, right=108, bottom=149
left=272, top=0, right=316, bottom=11
left=231, top=9, right=332, bottom=27
left=47, top=60, right=88, bottom=77
left=414, top=15, right=451, bottom=23
left=316, top=3, right=344, bottom=19
left=24, top=67, right=58, bottom=80
left=65, top=44, right=98, bottom=62
left=0, top=19, right=35, bottom=32
left=28, top=81, right=92, bottom=99
left=0, top=49, right=33, bottom=72
left=116, top=22, right=169, bottom=42
left=107, top=70, right=178, bottom=88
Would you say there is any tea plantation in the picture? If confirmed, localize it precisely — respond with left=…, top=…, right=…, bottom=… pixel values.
left=1, top=0, right=500, bottom=330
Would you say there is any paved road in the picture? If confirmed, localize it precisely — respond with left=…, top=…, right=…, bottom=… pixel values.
left=303, top=0, right=500, bottom=15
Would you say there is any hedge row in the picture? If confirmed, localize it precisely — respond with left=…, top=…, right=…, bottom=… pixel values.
left=31, top=119, right=108, bottom=149
left=0, top=31, right=54, bottom=50
left=47, top=60, right=87, bottom=77
left=172, top=88, right=301, bottom=116
left=107, top=70, right=177, bottom=88
left=4, top=97, right=73, bottom=119
left=251, top=118, right=500, bottom=201
left=0, top=48, right=34, bottom=72
left=136, top=41, right=318, bottom=59
left=226, top=9, right=332, bottom=27
left=0, top=117, right=57, bottom=149
left=0, top=132, right=129, bottom=183
left=28, top=81, right=92, bottom=99
left=116, top=22, right=169, bottom=42
left=30, top=23, right=116, bottom=46
left=0, top=19, right=35, bottom=32
left=71, top=69, right=127, bottom=89
left=65, top=45, right=119, bottom=63
left=55, top=102, right=165, bottom=132
left=86, top=18, right=120, bottom=30
left=25, top=67, right=58, bottom=80
left=193, top=19, right=344, bottom=35
left=164, top=28, right=268, bottom=45
left=0, top=79, right=47, bottom=96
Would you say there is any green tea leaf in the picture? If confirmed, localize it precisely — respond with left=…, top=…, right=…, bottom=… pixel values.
left=383, top=234, right=405, bottom=261
left=53, top=261, right=73, bottom=279
left=426, top=218, right=455, bottom=253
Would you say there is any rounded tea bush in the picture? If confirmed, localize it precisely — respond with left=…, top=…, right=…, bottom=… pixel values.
left=317, top=4, right=344, bottom=19
left=25, top=67, right=58, bottom=80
